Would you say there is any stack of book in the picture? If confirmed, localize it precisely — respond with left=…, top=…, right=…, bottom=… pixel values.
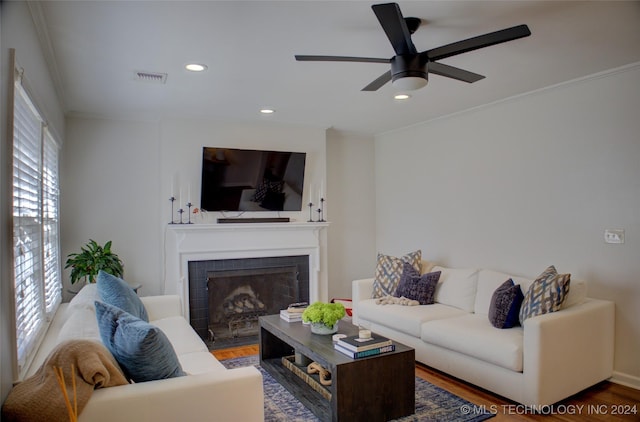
left=279, top=302, right=308, bottom=322
left=334, top=333, right=395, bottom=359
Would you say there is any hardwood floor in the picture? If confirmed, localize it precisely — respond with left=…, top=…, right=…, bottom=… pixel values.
left=213, top=344, right=639, bottom=421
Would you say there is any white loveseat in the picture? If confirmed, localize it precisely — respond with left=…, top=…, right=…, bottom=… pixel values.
left=26, top=284, right=264, bottom=422
left=352, top=264, right=615, bottom=407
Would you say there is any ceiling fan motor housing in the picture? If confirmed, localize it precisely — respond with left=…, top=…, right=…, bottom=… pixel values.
left=390, top=55, right=428, bottom=86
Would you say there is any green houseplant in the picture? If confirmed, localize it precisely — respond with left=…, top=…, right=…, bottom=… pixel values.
left=65, top=239, right=124, bottom=284
left=302, top=302, right=346, bottom=335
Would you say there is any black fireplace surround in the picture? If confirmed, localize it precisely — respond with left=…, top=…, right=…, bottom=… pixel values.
left=188, top=255, right=309, bottom=341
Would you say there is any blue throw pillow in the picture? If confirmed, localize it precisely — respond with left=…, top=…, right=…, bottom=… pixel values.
left=488, top=279, right=524, bottom=329
left=95, top=301, right=185, bottom=382
left=97, top=271, right=148, bottom=322
left=396, top=262, right=441, bottom=305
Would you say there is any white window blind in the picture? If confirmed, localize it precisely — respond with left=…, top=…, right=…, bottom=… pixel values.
left=12, top=77, right=62, bottom=375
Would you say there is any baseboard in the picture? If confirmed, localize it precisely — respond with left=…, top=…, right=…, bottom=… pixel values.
left=217, top=217, right=290, bottom=224
left=609, top=371, right=640, bottom=390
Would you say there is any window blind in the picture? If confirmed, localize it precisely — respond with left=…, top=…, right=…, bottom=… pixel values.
left=12, top=78, right=62, bottom=375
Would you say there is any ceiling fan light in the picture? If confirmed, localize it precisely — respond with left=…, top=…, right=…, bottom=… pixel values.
left=392, top=76, right=427, bottom=91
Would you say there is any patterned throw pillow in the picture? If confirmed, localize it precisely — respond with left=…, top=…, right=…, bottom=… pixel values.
left=396, top=262, right=441, bottom=305
left=519, top=266, right=571, bottom=324
left=488, top=279, right=524, bottom=329
left=372, top=250, right=421, bottom=298
left=95, top=301, right=185, bottom=383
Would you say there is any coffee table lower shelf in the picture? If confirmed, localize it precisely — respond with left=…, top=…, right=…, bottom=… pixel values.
left=261, top=357, right=331, bottom=418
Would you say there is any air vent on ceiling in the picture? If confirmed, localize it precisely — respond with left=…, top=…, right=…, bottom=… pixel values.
left=134, top=71, right=167, bottom=84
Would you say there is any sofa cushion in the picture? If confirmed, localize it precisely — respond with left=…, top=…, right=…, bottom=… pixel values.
left=95, top=301, right=185, bottom=383
left=372, top=250, right=421, bottom=298
left=519, top=265, right=571, bottom=323
left=474, top=270, right=532, bottom=316
left=421, top=314, right=524, bottom=372
left=396, top=262, right=441, bottom=305
left=432, top=266, right=479, bottom=312
left=488, top=279, right=524, bottom=329
left=68, top=283, right=100, bottom=312
left=179, top=351, right=227, bottom=375
left=97, top=271, right=149, bottom=322
left=58, top=307, right=102, bottom=344
left=562, top=279, right=587, bottom=309
left=151, top=316, right=209, bottom=355
left=358, top=298, right=466, bottom=338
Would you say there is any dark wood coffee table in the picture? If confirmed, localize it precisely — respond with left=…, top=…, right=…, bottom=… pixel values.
left=259, top=314, right=415, bottom=421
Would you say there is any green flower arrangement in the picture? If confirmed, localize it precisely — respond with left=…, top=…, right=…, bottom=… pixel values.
left=302, top=302, right=346, bottom=329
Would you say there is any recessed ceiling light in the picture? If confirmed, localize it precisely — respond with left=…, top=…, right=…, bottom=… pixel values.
left=185, top=63, right=207, bottom=72
left=394, top=94, right=411, bottom=100
left=260, top=108, right=275, bottom=114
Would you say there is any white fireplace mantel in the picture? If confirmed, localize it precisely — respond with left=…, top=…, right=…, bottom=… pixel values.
left=164, top=222, right=329, bottom=319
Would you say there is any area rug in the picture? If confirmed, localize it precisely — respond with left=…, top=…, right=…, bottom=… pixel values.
left=221, top=355, right=494, bottom=422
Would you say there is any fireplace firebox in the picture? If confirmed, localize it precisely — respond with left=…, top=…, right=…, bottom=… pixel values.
left=188, top=255, right=309, bottom=348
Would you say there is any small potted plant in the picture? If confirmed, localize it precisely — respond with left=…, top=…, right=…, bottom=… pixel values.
left=302, top=302, right=346, bottom=335
left=65, top=239, right=124, bottom=285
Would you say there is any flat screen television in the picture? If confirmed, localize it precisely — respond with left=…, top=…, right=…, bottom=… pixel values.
left=200, top=147, right=306, bottom=212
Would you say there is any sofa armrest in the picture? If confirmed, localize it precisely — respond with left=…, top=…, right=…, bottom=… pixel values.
left=352, top=278, right=374, bottom=325
left=140, top=295, right=183, bottom=321
left=522, top=298, right=614, bottom=406
left=79, top=367, right=264, bottom=422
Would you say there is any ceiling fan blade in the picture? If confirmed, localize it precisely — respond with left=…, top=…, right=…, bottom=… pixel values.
left=429, top=62, right=485, bottom=83
left=372, top=3, right=417, bottom=55
left=426, top=24, right=531, bottom=61
left=362, top=70, right=392, bottom=91
left=295, top=55, right=389, bottom=64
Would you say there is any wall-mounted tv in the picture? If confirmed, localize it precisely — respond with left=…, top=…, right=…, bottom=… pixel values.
left=200, top=147, right=306, bottom=212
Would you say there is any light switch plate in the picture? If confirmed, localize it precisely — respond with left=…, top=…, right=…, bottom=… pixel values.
left=604, top=229, right=625, bottom=244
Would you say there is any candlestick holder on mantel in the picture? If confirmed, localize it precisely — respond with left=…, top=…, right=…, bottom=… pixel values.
left=168, top=197, right=176, bottom=224
left=318, top=198, right=326, bottom=222
left=178, top=208, right=184, bottom=224
left=186, top=202, right=193, bottom=224
left=307, top=202, right=314, bottom=222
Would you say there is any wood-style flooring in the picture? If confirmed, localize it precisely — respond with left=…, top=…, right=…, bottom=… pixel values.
left=212, top=345, right=640, bottom=421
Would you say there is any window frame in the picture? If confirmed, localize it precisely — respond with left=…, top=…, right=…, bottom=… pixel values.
left=10, top=52, right=63, bottom=380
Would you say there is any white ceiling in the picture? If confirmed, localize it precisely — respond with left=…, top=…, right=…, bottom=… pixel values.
left=35, top=1, right=640, bottom=135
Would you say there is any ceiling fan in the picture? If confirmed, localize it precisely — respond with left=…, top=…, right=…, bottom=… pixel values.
left=295, top=2, right=531, bottom=91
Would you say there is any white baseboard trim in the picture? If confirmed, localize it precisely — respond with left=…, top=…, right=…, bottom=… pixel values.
left=609, top=371, right=640, bottom=390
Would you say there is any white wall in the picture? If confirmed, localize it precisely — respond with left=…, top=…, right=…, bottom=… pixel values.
left=326, top=129, right=377, bottom=299
left=60, top=117, right=161, bottom=297
left=61, top=117, right=329, bottom=297
left=375, top=64, right=640, bottom=387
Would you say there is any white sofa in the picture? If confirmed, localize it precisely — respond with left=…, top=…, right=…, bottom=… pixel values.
left=352, top=264, right=615, bottom=407
left=26, top=284, right=264, bottom=422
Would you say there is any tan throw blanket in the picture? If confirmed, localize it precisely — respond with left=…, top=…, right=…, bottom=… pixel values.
left=2, top=339, right=128, bottom=422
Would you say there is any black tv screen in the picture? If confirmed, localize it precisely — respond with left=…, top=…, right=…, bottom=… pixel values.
left=200, top=147, right=306, bottom=212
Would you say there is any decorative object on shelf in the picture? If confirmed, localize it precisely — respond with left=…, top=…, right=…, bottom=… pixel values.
left=178, top=208, right=184, bottom=224
left=307, top=202, right=314, bottom=222
left=64, top=239, right=124, bottom=285
left=186, top=202, right=193, bottom=224
left=319, top=198, right=326, bottom=222
left=302, top=302, right=346, bottom=335
left=307, top=361, right=332, bottom=386
left=310, top=322, right=338, bottom=335
left=168, top=196, right=176, bottom=224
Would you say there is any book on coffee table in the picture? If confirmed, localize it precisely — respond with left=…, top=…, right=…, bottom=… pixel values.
left=280, top=309, right=302, bottom=322
left=337, top=334, right=392, bottom=352
left=334, top=343, right=396, bottom=359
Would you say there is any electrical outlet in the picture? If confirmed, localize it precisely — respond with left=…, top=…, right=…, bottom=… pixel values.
left=604, top=229, right=625, bottom=244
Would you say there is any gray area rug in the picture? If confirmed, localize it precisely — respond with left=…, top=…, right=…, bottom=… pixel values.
left=221, top=355, right=494, bottom=422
